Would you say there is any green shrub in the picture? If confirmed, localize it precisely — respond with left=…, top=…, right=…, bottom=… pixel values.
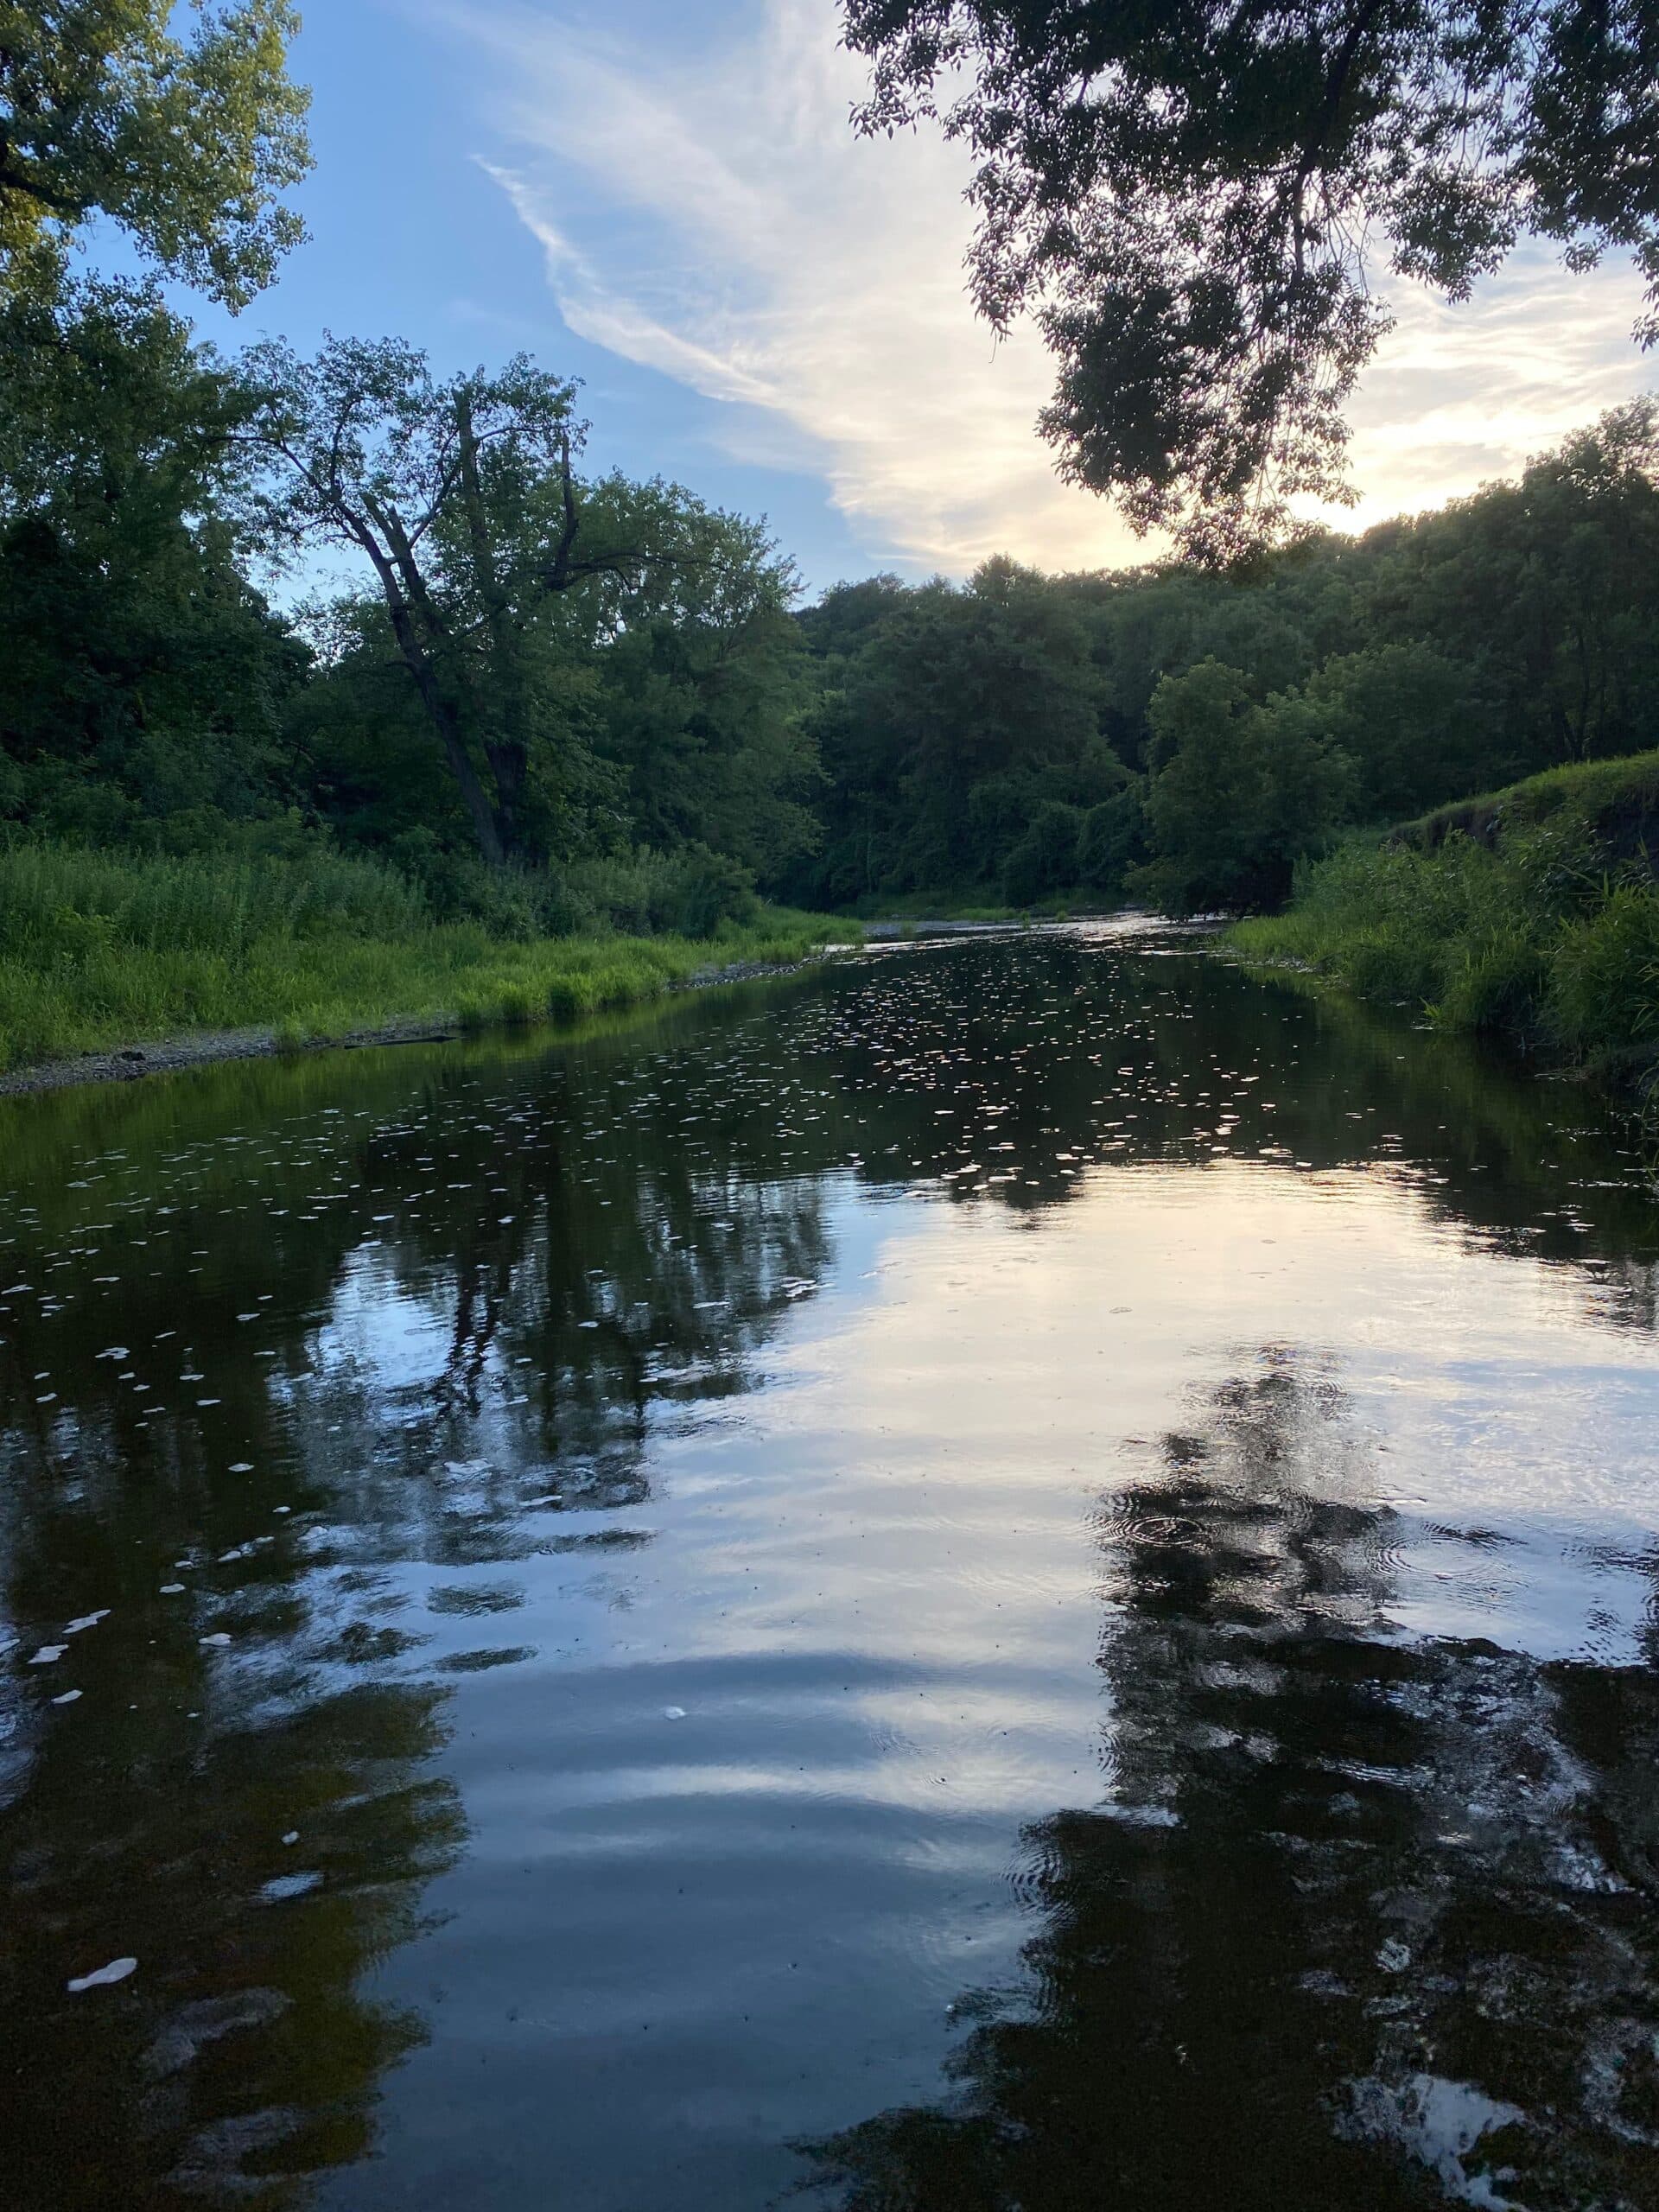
left=667, top=848, right=759, bottom=938
left=1548, top=886, right=1659, bottom=1060
left=1235, top=754, right=1659, bottom=1093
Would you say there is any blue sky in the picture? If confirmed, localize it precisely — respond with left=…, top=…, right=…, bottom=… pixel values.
left=156, top=0, right=1655, bottom=598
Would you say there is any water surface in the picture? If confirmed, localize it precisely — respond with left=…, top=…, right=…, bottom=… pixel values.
left=2, top=922, right=1657, bottom=2210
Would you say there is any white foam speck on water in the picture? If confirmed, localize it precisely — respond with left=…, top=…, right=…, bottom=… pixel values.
left=664, top=1706, right=688, bottom=1720
left=52, top=1689, right=81, bottom=1706
left=67, top=1957, right=137, bottom=1993
left=64, top=1611, right=109, bottom=1635
left=260, top=1871, right=321, bottom=1903
left=199, top=1632, right=232, bottom=1648
left=29, top=1645, right=66, bottom=1665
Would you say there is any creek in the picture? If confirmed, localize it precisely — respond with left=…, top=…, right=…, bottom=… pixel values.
left=3, top=920, right=1656, bottom=2210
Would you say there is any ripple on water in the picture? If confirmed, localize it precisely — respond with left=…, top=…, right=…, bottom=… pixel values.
left=1, top=930, right=1656, bottom=2211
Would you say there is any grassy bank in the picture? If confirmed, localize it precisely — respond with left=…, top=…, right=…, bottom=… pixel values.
left=851, top=890, right=1121, bottom=925
left=1232, top=752, right=1659, bottom=1116
left=0, top=842, right=851, bottom=1071
left=850, top=890, right=1025, bottom=923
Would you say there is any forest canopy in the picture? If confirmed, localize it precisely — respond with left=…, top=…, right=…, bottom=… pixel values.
left=3, top=267, right=1656, bottom=925
left=791, top=398, right=1659, bottom=912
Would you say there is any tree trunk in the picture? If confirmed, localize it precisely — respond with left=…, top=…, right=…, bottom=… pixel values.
left=456, top=391, right=533, bottom=864
left=355, top=525, right=507, bottom=868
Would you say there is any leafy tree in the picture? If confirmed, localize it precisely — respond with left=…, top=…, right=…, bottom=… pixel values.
left=1358, top=400, right=1659, bottom=772
left=794, top=578, right=940, bottom=902
left=796, top=571, right=912, bottom=659
left=282, top=595, right=529, bottom=893
left=1076, top=560, right=1339, bottom=766
left=1004, top=799, right=1084, bottom=905
left=591, top=492, right=821, bottom=883
left=1288, top=640, right=1492, bottom=820
left=253, top=341, right=817, bottom=887
left=799, top=559, right=1116, bottom=899
left=0, top=281, right=303, bottom=841
left=844, top=0, right=1659, bottom=556
left=1140, top=658, right=1356, bottom=909
left=1076, top=784, right=1147, bottom=899
left=244, top=338, right=657, bottom=868
left=0, top=2, right=311, bottom=308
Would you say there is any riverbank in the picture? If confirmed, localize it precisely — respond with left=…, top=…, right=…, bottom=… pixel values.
left=852, top=893, right=1116, bottom=926
left=0, top=940, right=851, bottom=1096
left=1231, top=751, right=1659, bottom=1127
left=0, top=840, right=854, bottom=1090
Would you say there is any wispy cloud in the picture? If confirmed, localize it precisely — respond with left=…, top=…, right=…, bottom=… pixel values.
left=451, top=0, right=1652, bottom=575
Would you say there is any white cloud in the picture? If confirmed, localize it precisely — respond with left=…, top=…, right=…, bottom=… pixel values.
left=1341, top=250, right=1652, bottom=524
left=453, top=0, right=1653, bottom=575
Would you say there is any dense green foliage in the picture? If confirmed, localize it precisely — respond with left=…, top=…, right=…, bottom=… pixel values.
left=788, top=400, right=1659, bottom=915
left=1234, top=753, right=1659, bottom=1103
left=0, top=289, right=826, bottom=941
left=239, top=335, right=824, bottom=876
left=0, top=1, right=311, bottom=308
left=842, top=1, right=1659, bottom=557
left=0, top=282, right=306, bottom=846
left=3, top=277, right=1657, bottom=977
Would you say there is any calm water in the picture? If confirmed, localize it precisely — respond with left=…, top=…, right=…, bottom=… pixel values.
left=3, top=921, right=1658, bottom=2212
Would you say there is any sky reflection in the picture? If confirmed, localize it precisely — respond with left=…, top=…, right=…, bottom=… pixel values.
left=1, top=927, right=1656, bottom=2210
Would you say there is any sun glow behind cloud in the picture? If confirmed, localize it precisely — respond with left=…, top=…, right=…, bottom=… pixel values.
left=453, top=0, right=1653, bottom=580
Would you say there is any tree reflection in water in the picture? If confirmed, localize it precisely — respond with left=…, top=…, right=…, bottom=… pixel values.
left=0, top=1032, right=837, bottom=2209
left=803, top=1352, right=1659, bottom=2211
left=0, top=943, right=1656, bottom=2210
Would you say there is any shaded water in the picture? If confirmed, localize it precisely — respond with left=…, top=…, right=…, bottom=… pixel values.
left=2, top=920, right=1657, bottom=2212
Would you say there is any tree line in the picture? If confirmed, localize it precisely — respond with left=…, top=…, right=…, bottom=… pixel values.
left=3, top=6, right=1657, bottom=934
left=791, top=401, right=1659, bottom=913
left=0, top=285, right=822, bottom=935
left=3, top=276, right=1657, bottom=925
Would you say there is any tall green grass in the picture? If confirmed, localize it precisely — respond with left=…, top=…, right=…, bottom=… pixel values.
left=0, top=841, right=426, bottom=959
left=0, top=840, right=850, bottom=1071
